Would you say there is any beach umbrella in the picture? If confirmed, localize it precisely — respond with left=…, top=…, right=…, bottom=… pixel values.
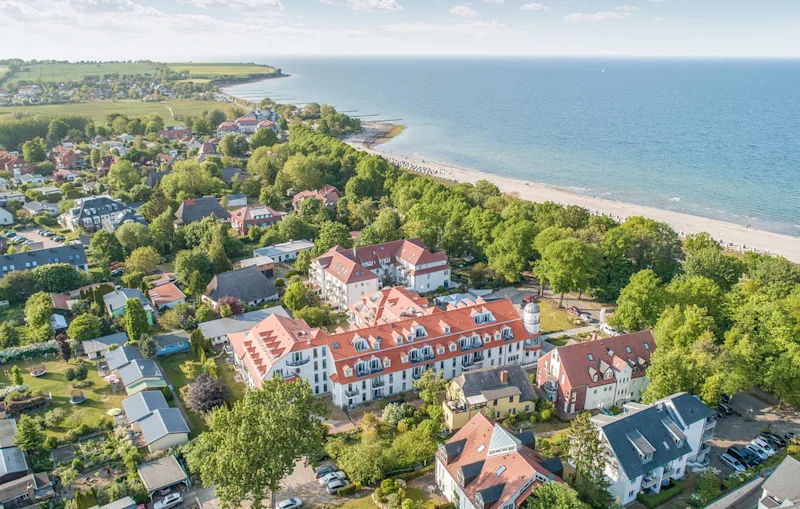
left=106, top=408, right=122, bottom=416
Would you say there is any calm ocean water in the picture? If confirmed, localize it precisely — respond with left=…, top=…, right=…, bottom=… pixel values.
left=226, top=57, right=800, bottom=236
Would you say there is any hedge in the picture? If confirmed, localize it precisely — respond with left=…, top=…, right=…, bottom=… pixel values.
left=391, top=463, right=435, bottom=482
left=0, top=341, right=59, bottom=364
left=438, top=504, right=456, bottom=509
left=636, top=481, right=683, bottom=509
left=337, top=483, right=360, bottom=497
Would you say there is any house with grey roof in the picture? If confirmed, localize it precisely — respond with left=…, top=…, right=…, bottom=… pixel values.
left=0, top=420, right=28, bottom=485
left=0, top=245, right=89, bottom=279
left=0, top=472, right=54, bottom=508
left=105, top=345, right=144, bottom=371
left=153, top=330, right=190, bottom=356
left=137, top=455, right=191, bottom=499
left=88, top=496, right=137, bottom=509
left=202, top=266, right=279, bottom=308
left=122, top=391, right=170, bottom=432
left=591, top=392, right=716, bottom=505
left=81, top=332, right=128, bottom=360
left=759, top=456, right=800, bottom=509
left=103, top=289, right=154, bottom=325
left=174, top=196, right=230, bottom=227
left=198, top=305, right=289, bottom=346
left=138, top=408, right=190, bottom=452
left=254, top=239, right=314, bottom=263
left=118, top=360, right=167, bottom=396
left=23, top=201, right=59, bottom=216
left=60, top=195, right=144, bottom=232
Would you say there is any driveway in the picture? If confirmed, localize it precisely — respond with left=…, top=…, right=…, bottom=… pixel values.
left=17, top=228, right=65, bottom=248
left=278, top=460, right=339, bottom=506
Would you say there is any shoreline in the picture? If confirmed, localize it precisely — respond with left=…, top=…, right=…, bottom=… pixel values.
left=346, top=122, right=800, bottom=263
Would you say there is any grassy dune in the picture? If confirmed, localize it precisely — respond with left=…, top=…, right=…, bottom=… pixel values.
left=167, top=63, right=277, bottom=78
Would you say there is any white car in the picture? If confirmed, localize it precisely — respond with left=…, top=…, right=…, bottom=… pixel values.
left=318, top=471, right=347, bottom=486
left=277, top=498, right=303, bottom=509
left=745, top=443, right=769, bottom=461
left=720, top=453, right=746, bottom=472
left=600, top=323, right=619, bottom=336
left=154, top=493, right=183, bottom=509
left=326, top=479, right=348, bottom=494
left=751, top=438, right=776, bottom=456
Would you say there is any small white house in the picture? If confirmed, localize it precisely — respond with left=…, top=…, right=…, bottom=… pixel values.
left=0, top=208, right=13, bottom=225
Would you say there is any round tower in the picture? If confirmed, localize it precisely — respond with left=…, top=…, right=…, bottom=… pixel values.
left=523, top=302, right=540, bottom=335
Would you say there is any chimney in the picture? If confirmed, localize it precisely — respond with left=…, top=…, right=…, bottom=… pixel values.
left=499, top=370, right=508, bottom=384
left=591, top=332, right=598, bottom=341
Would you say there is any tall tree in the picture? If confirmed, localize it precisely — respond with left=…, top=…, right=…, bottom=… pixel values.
left=186, top=376, right=327, bottom=509
left=149, top=208, right=176, bottom=255
left=107, top=160, right=141, bottom=193
left=125, top=246, right=161, bottom=275
left=116, top=222, right=151, bottom=254
left=413, top=369, right=448, bottom=407
left=25, top=291, right=53, bottom=329
left=90, top=230, right=124, bottom=264
left=566, top=412, right=614, bottom=509
left=55, top=332, right=72, bottom=361
left=310, top=221, right=351, bottom=257
left=125, top=298, right=150, bottom=342
left=14, top=415, right=45, bottom=452
left=67, top=313, right=103, bottom=342
left=525, top=482, right=590, bottom=509
left=534, top=238, right=601, bottom=306
left=139, top=334, right=158, bottom=359
left=609, top=270, right=667, bottom=332
left=486, top=220, right=538, bottom=283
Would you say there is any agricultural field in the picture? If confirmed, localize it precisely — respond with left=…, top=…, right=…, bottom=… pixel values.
left=168, top=62, right=277, bottom=78
left=0, top=357, right=125, bottom=440
left=5, top=62, right=159, bottom=85
left=0, top=66, right=9, bottom=79
left=0, top=99, right=242, bottom=124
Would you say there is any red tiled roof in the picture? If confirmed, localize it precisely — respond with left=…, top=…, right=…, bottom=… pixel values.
left=148, top=282, right=186, bottom=307
left=235, top=117, right=259, bottom=125
left=230, top=205, right=286, bottom=223
left=350, top=287, right=438, bottom=327
left=217, top=122, right=238, bottom=131
left=438, top=413, right=561, bottom=508
left=541, top=330, right=655, bottom=388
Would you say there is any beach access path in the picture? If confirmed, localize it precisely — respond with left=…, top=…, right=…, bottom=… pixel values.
left=346, top=123, right=800, bottom=264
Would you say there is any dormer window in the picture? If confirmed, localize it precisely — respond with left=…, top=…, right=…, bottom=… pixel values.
left=444, top=326, right=451, bottom=334
left=354, top=339, right=368, bottom=352
left=415, top=326, right=426, bottom=338
left=603, top=371, right=613, bottom=380
left=407, top=334, right=413, bottom=342
left=484, top=335, right=491, bottom=344
left=402, top=355, right=409, bottom=363
left=593, top=375, right=598, bottom=382
left=345, top=368, right=353, bottom=377
left=384, top=359, right=391, bottom=368
left=449, top=344, right=457, bottom=352
left=437, top=347, right=445, bottom=355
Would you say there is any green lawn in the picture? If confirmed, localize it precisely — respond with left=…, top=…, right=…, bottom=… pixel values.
left=0, top=358, right=125, bottom=439
left=158, top=350, right=247, bottom=435
left=6, top=62, right=159, bottom=85
left=167, top=63, right=277, bottom=78
left=0, top=100, right=241, bottom=124
left=333, top=487, right=437, bottom=509
left=537, top=299, right=579, bottom=333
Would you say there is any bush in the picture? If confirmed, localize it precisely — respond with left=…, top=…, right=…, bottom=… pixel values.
left=539, top=409, right=553, bottom=422
left=337, top=483, right=360, bottom=496
left=0, top=341, right=58, bottom=363
left=439, top=504, right=456, bottom=509
left=637, top=481, right=683, bottom=509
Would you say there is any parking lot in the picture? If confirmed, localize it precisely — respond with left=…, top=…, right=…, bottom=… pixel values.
left=707, top=392, right=800, bottom=476
left=5, top=228, right=66, bottom=249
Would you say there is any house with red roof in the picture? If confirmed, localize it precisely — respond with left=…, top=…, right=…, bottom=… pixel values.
left=234, top=117, right=260, bottom=133
left=0, top=151, right=34, bottom=177
left=435, top=413, right=564, bottom=509
left=229, top=297, right=543, bottom=408
left=349, top=287, right=438, bottom=327
left=158, top=126, right=192, bottom=141
left=292, top=184, right=342, bottom=211
left=536, top=330, right=655, bottom=415
left=311, top=238, right=451, bottom=308
left=51, top=146, right=83, bottom=170
left=229, top=205, right=286, bottom=235
left=216, top=122, right=239, bottom=138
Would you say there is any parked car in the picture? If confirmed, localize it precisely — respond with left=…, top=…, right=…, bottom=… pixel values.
left=720, top=453, right=746, bottom=472
left=319, top=471, right=347, bottom=486
left=157, top=487, right=172, bottom=496
left=718, top=402, right=733, bottom=415
left=739, top=446, right=763, bottom=466
left=69, top=239, right=82, bottom=246
left=751, top=438, right=776, bottom=456
left=522, top=295, right=535, bottom=304
left=786, top=432, right=796, bottom=441
left=745, top=443, right=770, bottom=461
left=579, top=313, right=595, bottom=323
left=315, top=465, right=337, bottom=479
left=277, top=498, right=303, bottom=509
left=36, top=229, right=47, bottom=235
left=566, top=306, right=580, bottom=315
left=727, top=447, right=757, bottom=468
left=600, top=323, right=619, bottom=336
left=3, top=232, right=16, bottom=238
left=42, top=231, right=55, bottom=237
left=154, top=494, right=183, bottom=509
left=326, top=479, right=348, bottom=494
left=53, top=236, right=65, bottom=242
left=759, top=432, right=786, bottom=448
left=111, top=267, right=125, bottom=276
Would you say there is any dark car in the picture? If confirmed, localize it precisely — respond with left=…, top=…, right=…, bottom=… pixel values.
left=739, top=446, right=763, bottom=465
left=111, top=268, right=125, bottom=276
left=315, top=465, right=337, bottom=479
left=718, top=402, right=733, bottom=416
left=759, top=432, right=786, bottom=448
left=786, top=432, right=796, bottom=441
left=727, top=446, right=757, bottom=468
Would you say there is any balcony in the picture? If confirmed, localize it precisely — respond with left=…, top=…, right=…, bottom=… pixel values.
left=704, top=419, right=717, bottom=432
left=286, top=356, right=310, bottom=367
left=344, top=388, right=360, bottom=397
left=460, top=342, right=483, bottom=353
left=642, top=475, right=658, bottom=490
left=410, top=353, right=435, bottom=364
left=461, top=361, right=483, bottom=372
left=702, top=429, right=714, bottom=442
left=371, top=378, right=385, bottom=388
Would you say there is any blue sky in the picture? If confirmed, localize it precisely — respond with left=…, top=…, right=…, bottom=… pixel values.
left=1, top=0, right=799, bottom=59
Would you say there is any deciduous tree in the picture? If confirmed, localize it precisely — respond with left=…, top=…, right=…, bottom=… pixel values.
left=186, top=373, right=230, bottom=413
left=90, top=230, right=124, bottom=264
left=125, top=298, right=150, bottom=342
left=67, top=313, right=103, bottom=342
left=15, top=415, right=45, bottom=452
left=125, top=246, right=161, bottom=275
left=609, top=270, right=667, bottom=332
left=25, top=291, right=53, bottom=329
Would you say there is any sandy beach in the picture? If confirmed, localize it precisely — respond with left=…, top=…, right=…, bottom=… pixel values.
left=346, top=122, right=800, bottom=263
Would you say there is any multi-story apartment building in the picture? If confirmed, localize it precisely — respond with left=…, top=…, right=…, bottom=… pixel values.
left=536, top=330, right=655, bottom=415
left=229, top=295, right=542, bottom=408
left=591, top=393, right=716, bottom=506
left=60, top=195, right=145, bottom=232
left=0, top=245, right=89, bottom=279
left=349, top=287, right=437, bottom=327
left=311, top=238, right=451, bottom=308
left=436, top=413, right=564, bottom=509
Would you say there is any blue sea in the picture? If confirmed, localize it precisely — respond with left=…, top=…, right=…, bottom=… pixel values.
left=225, top=57, right=800, bottom=236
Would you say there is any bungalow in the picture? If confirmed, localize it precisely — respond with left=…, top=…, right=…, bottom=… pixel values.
left=12, top=174, right=46, bottom=186
left=202, top=266, right=279, bottom=308
left=148, top=282, right=185, bottom=310
left=23, top=202, right=59, bottom=216
left=122, top=390, right=169, bottom=432
left=234, top=255, right=274, bottom=277
left=0, top=192, right=25, bottom=207
left=81, top=332, right=128, bottom=360
left=88, top=496, right=137, bottom=509
left=0, top=420, right=28, bottom=485
left=197, top=305, right=290, bottom=346
left=54, top=169, right=81, bottom=182
left=0, top=473, right=54, bottom=509
left=138, top=408, right=190, bottom=452
left=0, top=209, right=12, bottom=226
left=118, top=359, right=167, bottom=395
left=103, top=289, right=155, bottom=325
left=253, top=239, right=314, bottom=263
left=174, top=197, right=230, bottom=227
left=106, top=346, right=144, bottom=371
left=153, top=331, right=190, bottom=356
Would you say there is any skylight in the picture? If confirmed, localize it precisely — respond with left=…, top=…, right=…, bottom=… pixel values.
left=626, top=346, right=632, bottom=353
left=587, top=353, right=594, bottom=361
left=477, top=444, right=485, bottom=453
left=332, top=342, right=340, bottom=349
left=495, top=465, right=506, bottom=475
left=644, top=342, right=650, bottom=350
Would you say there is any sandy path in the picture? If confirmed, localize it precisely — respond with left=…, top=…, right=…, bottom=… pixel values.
left=345, top=123, right=800, bottom=263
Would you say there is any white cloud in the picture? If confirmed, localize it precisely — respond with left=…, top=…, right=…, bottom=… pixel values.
left=321, top=0, right=402, bottom=11
left=615, top=4, right=639, bottom=13
left=450, top=4, right=478, bottom=17
left=482, top=0, right=503, bottom=3
left=180, top=0, right=284, bottom=9
left=520, top=2, right=548, bottom=11
left=383, top=19, right=517, bottom=36
left=564, top=11, right=628, bottom=23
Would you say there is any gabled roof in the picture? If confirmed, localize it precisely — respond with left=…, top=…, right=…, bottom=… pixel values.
left=349, top=287, right=437, bottom=326
left=122, top=390, right=169, bottom=423
left=81, top=332, right=128, bottom=355
left=230, top=204, right=286, bottom=224
left=762, top=456, right=800, bottom=502
left=119, top=359, right=163, bottom=386
left=0, top=245, right=88, bottom=273
left=452, top=365, right=537, bottom=406
left=139, top=408, right=189, bottom=445
left=204, top=266, right=278, bottom=304
left=175, top=197, right=231, bottom=225
left=154, top=330, right=189, bottom=348
left=148, top=282, right=185, bottom=308
left=104, top=288, right=153, bottom=312
left=198, top=305, right=290, bottom=339
left=106, top=346, right=143, bottom=371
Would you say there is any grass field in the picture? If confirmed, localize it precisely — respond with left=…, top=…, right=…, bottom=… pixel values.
left=6, top=62, right=159, bottom=85
left=0, top=357, right=125, bottom=439
left=168, top=63, right=277, bottom=78
left=0, top=99, right=241, bottom=124
left=158, top=350, right=246, bottom=436
left=538, top=299, right=579, bottom=333
left=0, top=66, right=9, bottom=79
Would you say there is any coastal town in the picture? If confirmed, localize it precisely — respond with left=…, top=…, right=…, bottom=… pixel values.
left=0, top=58, right=797, bottom=509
